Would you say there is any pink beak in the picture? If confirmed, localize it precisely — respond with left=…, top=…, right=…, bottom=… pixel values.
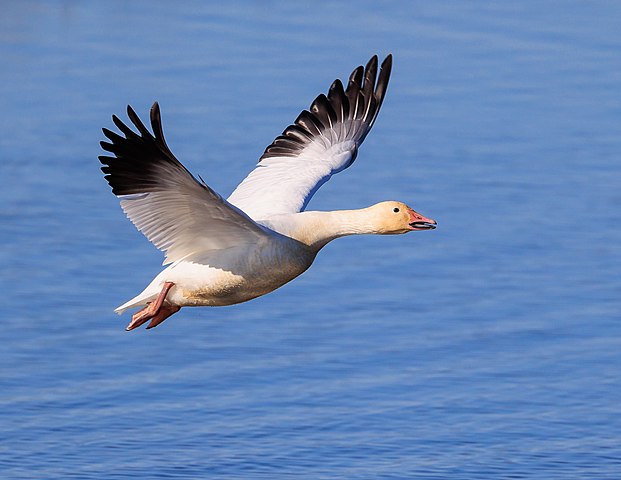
left=407, top=208, right=437, bottom=231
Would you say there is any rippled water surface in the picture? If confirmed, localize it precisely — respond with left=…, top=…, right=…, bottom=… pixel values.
left=1, top=2, right=620, bottom=478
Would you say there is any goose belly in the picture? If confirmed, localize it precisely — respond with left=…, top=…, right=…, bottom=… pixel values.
left=161, top=247, right=313, bottom=307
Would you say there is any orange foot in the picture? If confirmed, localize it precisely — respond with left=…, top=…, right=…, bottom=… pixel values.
left=126, top=282, right=180, bottom=331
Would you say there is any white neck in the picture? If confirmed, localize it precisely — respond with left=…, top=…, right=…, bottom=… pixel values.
left=270, top=208, right=380, bottom=252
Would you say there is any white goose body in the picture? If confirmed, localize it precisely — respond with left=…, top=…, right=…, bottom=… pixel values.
left=120, top=232, right=314, bottom=310
left=100, top=55, right=437, bottom=330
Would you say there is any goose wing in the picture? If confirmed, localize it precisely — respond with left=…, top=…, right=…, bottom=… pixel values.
left=99, top=103, right=271, bottom=265
left=227, top=54, right=392, bottom=220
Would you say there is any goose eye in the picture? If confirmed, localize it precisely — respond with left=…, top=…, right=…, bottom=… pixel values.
left=393, top=207, right=400, bottom=213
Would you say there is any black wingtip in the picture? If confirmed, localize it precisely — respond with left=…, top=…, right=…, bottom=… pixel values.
left=348, top=65, right=364, bottom=87
left=365, top=55, right=379, bottom=74
left=126, top=104, right=136, bottom=119
left=374, top=54, right=393, bottom=113
left=380, top=54, right=393, bottom=76
left=150, top=101, right=161, bottom=126
left=99, top=102, right=191, bottom=196
left=150, top=102, right=163, bottom=140
left=259, top=54, right=394, bottom=162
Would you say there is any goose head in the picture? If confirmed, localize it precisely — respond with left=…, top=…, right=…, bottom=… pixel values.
left=370, top=201, right=437, bottom=234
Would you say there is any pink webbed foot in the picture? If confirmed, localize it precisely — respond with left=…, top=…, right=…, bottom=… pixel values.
left=146, top=305, right=181, bottom=329
left=125, top=282, right=180, bottom=331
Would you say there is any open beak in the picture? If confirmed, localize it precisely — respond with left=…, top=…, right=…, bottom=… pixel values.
left=407, top=208, right=437, bottom=231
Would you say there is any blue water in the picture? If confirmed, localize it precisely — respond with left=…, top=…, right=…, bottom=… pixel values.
left=1, top=1, right=620, bottom=478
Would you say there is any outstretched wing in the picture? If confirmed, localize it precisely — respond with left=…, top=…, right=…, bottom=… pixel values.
left=227, top=54, right=392, bottom=220
left=99, top=103, right=270, bottom=265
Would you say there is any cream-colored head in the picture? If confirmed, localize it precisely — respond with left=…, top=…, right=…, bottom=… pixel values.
left=367, top=201, right=437, bottom=234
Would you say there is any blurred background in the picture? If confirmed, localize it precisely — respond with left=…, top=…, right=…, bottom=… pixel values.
left=1, top=1, right=620, bottom=478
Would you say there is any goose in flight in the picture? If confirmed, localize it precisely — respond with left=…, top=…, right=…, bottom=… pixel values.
left=99, top=55, right=436, bottom=331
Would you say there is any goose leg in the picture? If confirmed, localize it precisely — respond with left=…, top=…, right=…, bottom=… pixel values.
left=126, top=281, right=176, bottom=331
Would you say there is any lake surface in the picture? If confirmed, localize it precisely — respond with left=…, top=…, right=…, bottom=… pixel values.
left=1, top=1, right=620, bottom=478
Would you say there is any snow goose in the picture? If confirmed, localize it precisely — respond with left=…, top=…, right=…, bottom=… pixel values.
left=99, top=54, right=436, bottom=331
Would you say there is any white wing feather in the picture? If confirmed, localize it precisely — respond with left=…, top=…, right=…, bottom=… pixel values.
left=227, top=139, right=357, bottom=218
